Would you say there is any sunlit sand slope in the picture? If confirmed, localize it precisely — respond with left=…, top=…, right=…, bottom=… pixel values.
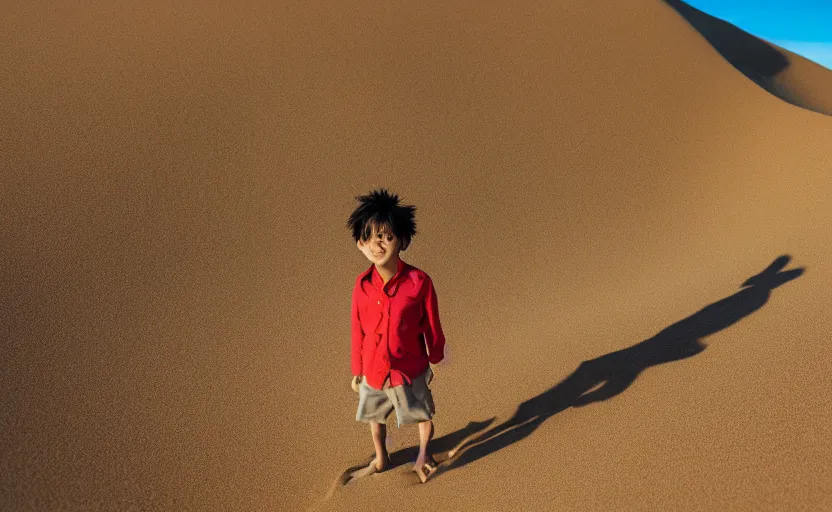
left=2, top=1, right=831, bottom=510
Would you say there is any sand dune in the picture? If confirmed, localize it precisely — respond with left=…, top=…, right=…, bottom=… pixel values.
left=2, top=0, right=832, bottom=510
left=664, top=0, right=832, bottom=116
left=765, top=44, right=832, bottom=117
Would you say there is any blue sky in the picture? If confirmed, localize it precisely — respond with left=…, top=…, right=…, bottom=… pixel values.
left=685, top=0, right=832, bottom=70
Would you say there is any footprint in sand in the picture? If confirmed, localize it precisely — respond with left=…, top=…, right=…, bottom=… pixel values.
left=316, top=419, right=497, bottom=508
left=339, top=459, right=381, bottom=486
left=312, top=456, right=440, bottom=511
left=312, top=458, right=377, bottom=508
left=335, top=450, right=454, bottom=489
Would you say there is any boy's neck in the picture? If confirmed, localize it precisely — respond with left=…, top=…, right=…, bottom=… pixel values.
left=375, top=253, right=402, bottom=284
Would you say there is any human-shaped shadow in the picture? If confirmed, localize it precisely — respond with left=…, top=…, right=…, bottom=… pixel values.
left=441, top=255, right=804, bottom=473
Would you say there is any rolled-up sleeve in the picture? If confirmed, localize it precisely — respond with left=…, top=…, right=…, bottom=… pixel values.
left=351, top=281, right=364, bottom=376
left=421, top=276, right=445, bottom=364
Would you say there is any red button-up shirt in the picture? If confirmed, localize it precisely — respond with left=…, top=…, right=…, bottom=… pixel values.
left=351, top=258, right=446, bottom=390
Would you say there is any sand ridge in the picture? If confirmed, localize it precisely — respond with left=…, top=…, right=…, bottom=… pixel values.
left=2, top=0, right=832, bottom=510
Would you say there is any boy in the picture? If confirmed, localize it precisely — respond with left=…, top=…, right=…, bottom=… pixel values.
left=346, top=188, right=446, bottom=483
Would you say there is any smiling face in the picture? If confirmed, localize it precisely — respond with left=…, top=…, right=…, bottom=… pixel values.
left=356, top=220, right=405, bottom=267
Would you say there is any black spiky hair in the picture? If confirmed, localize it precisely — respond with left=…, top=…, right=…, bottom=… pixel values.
left=347, top=188, right=417, bottom=250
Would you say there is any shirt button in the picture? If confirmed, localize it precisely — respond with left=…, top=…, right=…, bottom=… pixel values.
left=377, top=300, right=381, bottom=304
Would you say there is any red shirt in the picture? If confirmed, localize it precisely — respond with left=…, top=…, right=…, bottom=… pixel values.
left=351, top=258, right=445, bottom=390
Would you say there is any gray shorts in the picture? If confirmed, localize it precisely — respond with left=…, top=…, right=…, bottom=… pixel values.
left=355, top=368, right=435, bottom=427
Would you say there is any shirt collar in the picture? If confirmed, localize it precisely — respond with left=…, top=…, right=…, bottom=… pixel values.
left=360, top=257, right=408, bottom=288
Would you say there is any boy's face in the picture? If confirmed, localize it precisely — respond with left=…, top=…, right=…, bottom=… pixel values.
left=357, top=223, right=402, bottom=266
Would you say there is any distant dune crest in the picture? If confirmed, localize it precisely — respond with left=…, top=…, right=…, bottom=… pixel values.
left=665, top=0, right=832, bottom=116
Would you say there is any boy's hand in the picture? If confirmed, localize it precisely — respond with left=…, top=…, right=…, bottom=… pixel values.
left=351, top=375, right=363, bottom=393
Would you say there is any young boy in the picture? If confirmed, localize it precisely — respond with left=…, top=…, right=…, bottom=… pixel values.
left=346, top=188, right=446, bottom=483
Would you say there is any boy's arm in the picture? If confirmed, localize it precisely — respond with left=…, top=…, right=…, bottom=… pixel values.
left=421, top=276, right=445, bottom=365
left=351, top=282, right=364, bottom=376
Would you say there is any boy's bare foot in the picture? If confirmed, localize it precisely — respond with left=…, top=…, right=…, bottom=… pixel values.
left=373, top=453, right=390, bottom=472
left=413, top=455, right=438, bottom=483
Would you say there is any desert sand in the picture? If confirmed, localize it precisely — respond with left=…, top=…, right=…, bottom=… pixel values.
left=2, top=1, right=831, bottom=510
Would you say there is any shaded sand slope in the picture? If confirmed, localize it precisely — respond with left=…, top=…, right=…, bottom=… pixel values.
left=2, top=0, right=831, bottom=510
left=766, top=44, right=832, bottom=116
left=664, top=0, right=832, bottom=116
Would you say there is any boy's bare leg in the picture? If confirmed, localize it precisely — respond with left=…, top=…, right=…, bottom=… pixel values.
left=414, top=420, right=434, bottom=481
left=369, top=421, right=389, bottom=471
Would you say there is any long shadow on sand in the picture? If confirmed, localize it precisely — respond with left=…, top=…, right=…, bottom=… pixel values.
left=434, top=255, right=803, bottom=476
